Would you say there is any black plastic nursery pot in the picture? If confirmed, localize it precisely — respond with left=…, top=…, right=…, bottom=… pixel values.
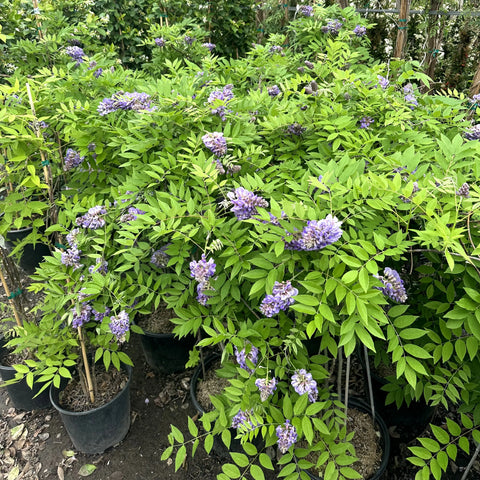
left=6, top=226, right=50, bottom=274
left=304, top=397, right=390, bottom=480
left=190, top=353, right=263, bottom=459
left=357, top=350, right=435, bottom=429
left=0, top=341, right=51, bottom=410
left=138, top=329, right=196, bottom=374
left=50, top=365, right=132, bottom=454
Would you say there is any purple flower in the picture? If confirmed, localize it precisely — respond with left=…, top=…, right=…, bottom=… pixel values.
left=231, top=409, right=255, bottom=430
left=291, top=369, right=318, bottom=402
left=97, top=97, right=117, bottom=116
left=76, top=206, right=107, bottom=229
left=321, top=20, right=343, bottom=35
left=196, top=281, right=213, bottom=305
left=234, top=344, right=259, bottom=372
left=255, top=377, right=277, bottom=401
left=89, top=258, right=108, bottom=275
left=65, top=46, right=84, bottom=64
left=374, top=267, right=407, bottom=303
left=202, top=42, right=216, bottom=51
left=377, top=75, right=389, bottom=89
left=184, top=35, right=195, bottom=45
left=276, top=420, right=297, bottom=454
left=66, top=228, right=81, bottom=247
left=88, top=60, right=97, bottom=69
left=190, top=254, right=216, bottom=283
left=272, top=281, right=298, bottom=309
left=93, top=306, right=111, bottom=322
left=268, top=85, right=281, bottom=97
left=71, top=303, right=92, bottom=328
left=464, top=124, right=480, bottom=141
left=87, top=143, right=96, bottom=152
left=207, top=85, right=234, bottom=121
left=353, top=25, right=367, bottom=37
left=154, top=37, right=166, bottom=47
left=64, top=148, right=85, bottom=171
left=61, top=246, right=82, bottom=270
left=259, top=294, right=282, bottom=317
left=151, top=246, right=170, bottom=268
left=299, top=5, right=313, bottom=16
left=457, top=182, right=470, bottom=198
left=287, top=123, right=306, bottom=136
left=98, top=92, right=155, bottom=116
left=359, top=116, right=374, bottom=129
left=269, top=45, right=283, bottom=54
left=403, top=84, right=418, bottom=108
left=304, top=60, right=314, bottom=70
left=202, top=132, right=228, bottom=157
left=109, top=310, right=130, bottom=342
left=227, top=187, right=268, bottom=220
left=93, top=68, right=103, bottom=78
left=119, top=207, right=145, bottom=224
left=287, top=214, right=343, bottom=251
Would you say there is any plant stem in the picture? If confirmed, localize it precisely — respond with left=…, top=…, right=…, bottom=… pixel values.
left=344, top=353, right=351, bottom=426
left=0, top=261, right=22, bottom=327
left=77, top=326, right=95, bottom=403
left=337, top=346, right=343, bottom=399
left=460, top=440, right=480, bottom=480
left=364, top=345, right=375, bottom=421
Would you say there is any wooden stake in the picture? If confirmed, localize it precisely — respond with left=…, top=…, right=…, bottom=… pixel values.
left=78, top=326, right=95, bottom=403
left=422, top=0, right=444, bottom=91
left=0, top=261, right=22, bottom=327
left=32, top=0, right=44, bottom=40
left=394, top=0, right=411, bottom=59
left=364, top=345, right=376, bottom=421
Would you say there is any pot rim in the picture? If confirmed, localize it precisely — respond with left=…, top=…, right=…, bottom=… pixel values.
left=49, top=364, right=132, bottom=417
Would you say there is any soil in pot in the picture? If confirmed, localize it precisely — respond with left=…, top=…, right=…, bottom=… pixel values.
left=136, top=305, right=196, bottom=373
left=195, top=358, right=229, bottom=412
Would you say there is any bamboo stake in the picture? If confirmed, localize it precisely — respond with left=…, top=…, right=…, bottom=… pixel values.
left=77, top=326, right=95, bottom=403
left=393, top=0, right=411, bottom=59
left=364, top=345, right=376, bottom=421
left=0, top=256, right=22, bottom=327
left=344, top=353, right=351, bottom=424
left=32, top=0, right=44, bottom=40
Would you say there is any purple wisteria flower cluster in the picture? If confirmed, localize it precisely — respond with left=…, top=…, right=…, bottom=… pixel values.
left=202, top=42, right=216, bottom=51
left=61, top=245, right=82, bottom=270
left=231, top=409, right=255, bottom=430
left=227, top=187, right=268, bottom=220
left=150, top=245, right=170, bottom=268
left=154, top=37, right=166, bottom=47
left=276, top=420, right=297, bottom=453
left=190, top=254, right=216, bottom=305
left=374, top=267, right=407, bottom=303
left=353, top=25, right=367, bottom=37
left=93, top=306, right=111, bottom=323
left=359, top=116, right=374, bottom=129
left=267, top=85, right=281, bottom=97
left=285, top=214, right=343, bottom=251
left=457, top=182, right=470, bottom=198
left=202, top=132, right=228, bottom=157
left=76, top=206, right=107, bottom=230
left=64, top=148, right=85, bottom=171
left=298, top=5, right=313, bottom=16
left=377, top=75, right=389, bottom=89
left=207, top=84, right=234, bottom=121
left=97, top=91, right=155, bottom=116
left=269, top=45, right=283, bottom=54
left=260, top=281, right=298, bottom=317
left=93, top=68, right=103, bottom=78
left=72, top=303, right=92, bottom=328
left=119, top=207, right=145, bottom=224
left=65, top=46, right=84, bottom=65
left=403, top=83, right=418, bottom=108
left=109, top=310, right=130, bottom=343
left=255, top=377, right=277, bottom=401
left=88, top=258, right=108, bottom=275
left=464, top=124, right=480, bottom=141
left=66, top=228, right=81, bottom=247
left=287, top=122, right=306, bottom=136
left=184, top=35, right=195, bottom=45
left=291, top=369, right=318, bottom=402
left=235, top=343, right=259, bottom=372
left=321, top=20, right=343, bottom=34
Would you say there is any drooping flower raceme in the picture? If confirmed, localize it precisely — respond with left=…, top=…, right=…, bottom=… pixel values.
left=359, top=116, right=374, bottom=129
left=65, top=46, right=84, bottom=65
left=464, top=125, right=480, bottom=141
left=71, top=303, right=92, bottom=328
left=154, top=37, right=166, bottom=47
left=377, top=75, right=389, bottom=89
left=202, top=132, right=228, bottom=157
left=403, top=84, right=418, bottom=108
left=76, top=206, right=107, bottom=230
left=255, top=377, right=277, bottom=401
left=321, top=20, right=343, bottom=34
left=353, top=25, right=367, bottom=37
left=268, top=85, right=281, bottom=97
left=286, top=214, right=343, bottom=251
left=276, top=420, right=297, bottom=454
left=64, top=148, right=85, bottom=171
left=190, top=254, right=216, bottom=305
left=291, top=369, right=318, bottom=402
left=66, top=228, right=81, bottom=247
left=88, top=258, right=108, bottom=275
left=260, top=281, right=298, bottom=317
left=287, top=123, right=306, bottom=136
left=202, top=42, right=216, bottom=51
left=298, top=5, right=313, bottom=16
left=150, top=246, right=170, bottom=268
left=98, top=91, right=156, bottom=116
left=231, top=409, right=255, bottom=430
left=119, top=207, right=145, bottom=224
left=207, top=85, right=234, bottom=121
left=235, top=343, right=259, bottom=372
left=61, top=246, right=82, bottom=270
left=109, top=310, right=130, bottom=343
left=93, top=306, right=111, bottom=322
left=227, top=187, right=268, bottom=220
left=457, top=182, right=470, bottom=198
left=374, top=267, right=407, bottom=303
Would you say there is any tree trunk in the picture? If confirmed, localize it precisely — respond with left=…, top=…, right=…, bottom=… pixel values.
left=470, top=61, right=480, bottom=97
left=393, top=0, right=410, bottom=59
left=339, top=0, right=349, bottom=8
left=422, top=0, right=443, bottom=91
